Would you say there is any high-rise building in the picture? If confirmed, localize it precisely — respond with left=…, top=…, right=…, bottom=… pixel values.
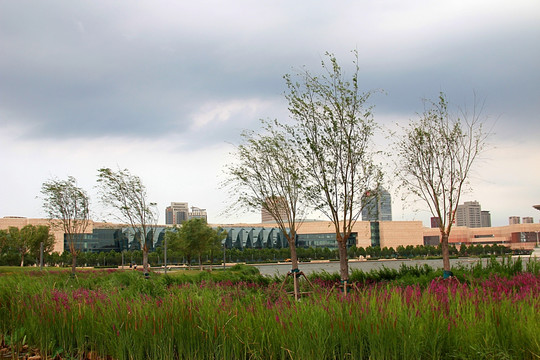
left=165, top=202, right=189, bottom=225
left=481, top=210, right=491, bottom=227
left=189, top=207, right=208, bottom=222
left=456, top=201, right=483, bottom=228
left=430, top=217, right=441, bottom=228
left=523, top=217, right=533, bottom=224
left=165, top=203, right=208, bottom=225
left=261, top=196, right=289, bottom=223
left=509, top=216, right=521, bottom=225
left=362, top=188, right=392, bottom=221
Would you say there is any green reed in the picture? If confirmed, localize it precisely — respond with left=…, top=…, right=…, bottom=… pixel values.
left=0, top=266, right=539, bottom=359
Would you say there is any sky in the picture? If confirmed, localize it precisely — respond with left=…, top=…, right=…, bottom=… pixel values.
left=1, top=0, right=539, bottom=227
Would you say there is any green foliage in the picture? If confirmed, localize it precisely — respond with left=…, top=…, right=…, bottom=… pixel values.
left=40, top=176, right=90, bottom=241
left=284, top=51, right=382, bottom=281
left=96, top=167, right=158, bottom=273
left=165, top=218, right=221, bottom=269
left=393, top=92, right=489, bottom=272
left=0, top=266, right=538, bottom=359
left=0, top=225, right=54, bottom=267
left=225, top=119, right=305, bottom=267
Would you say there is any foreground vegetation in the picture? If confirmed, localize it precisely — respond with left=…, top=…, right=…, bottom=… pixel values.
left=0, top=242, right=520, bottom=268
left=0, top=258, right=539, bottom=359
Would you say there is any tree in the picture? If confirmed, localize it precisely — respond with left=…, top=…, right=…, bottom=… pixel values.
left=16, top=224, right=55, bottom=266
left=208, top=227, right=227, bottom=270
left=41, top=176, right=90, bottom=275
left=284, top=51, right=382, bottom=283
left=97, top=168, right=158, bottom=275
left=225, top=119, right=307, bottom=275
left=165, top=218, right=217, bottom=270
left=0, top=229, right=8, bottom=254
left=393, top=93, right=488, bottom=276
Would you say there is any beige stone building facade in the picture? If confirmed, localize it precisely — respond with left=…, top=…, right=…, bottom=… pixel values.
left=2, top=216, right=538, bottom=253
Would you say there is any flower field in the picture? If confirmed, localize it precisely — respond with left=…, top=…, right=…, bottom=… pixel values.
left=0, top=260, right=539, bottom=359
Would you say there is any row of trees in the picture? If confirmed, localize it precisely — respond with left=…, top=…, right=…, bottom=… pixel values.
left=164, top=218, right=227, bottom=270
left=40, top=168, right=159, bottom=276
left=226, top=51, right=488, bottom=285
left=0, top=225, right=55, bottom=266
left=1, top=243, right=513, bottom=267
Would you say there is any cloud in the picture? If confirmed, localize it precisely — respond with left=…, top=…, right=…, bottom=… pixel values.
left=0, top=0, right=539, bottom=225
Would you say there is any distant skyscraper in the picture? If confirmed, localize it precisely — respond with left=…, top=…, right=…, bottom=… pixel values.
left=189, top=207, right=208, bottom=222
left=362, top=188, right=392, bottom=221
left=509, top=216, right=521, bottom=225
left=481, top=211, right=491, bottom=227
left=165, top=202, right=189, bottom=225
left=165, top=202, right=207, bottom=225
left=430, top=217, right=441, bottom=228
left=523, top=217, right=533, bottom=224
left=261, top=196, right=289, bottom=223
left=456, top=201, right=482, bottom=228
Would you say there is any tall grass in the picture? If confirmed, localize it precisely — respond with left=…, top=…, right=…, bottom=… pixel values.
left=1, top=260, right=539, bottom=359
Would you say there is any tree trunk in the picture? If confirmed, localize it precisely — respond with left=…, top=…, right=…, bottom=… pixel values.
left=198, top=254, right=203, bottom=271
left=440, top=232, right=451, bottom=272
left=289, top=242, right=300, bottom=297
left=20, top=253, right=24, bottom=267
left=337, top=239, right=349, bottom=281
left=71, top=253, right=77, bottom=276
left=290, top=243, right=299, bottom=271
left=142, top=246, right=149, bottom=274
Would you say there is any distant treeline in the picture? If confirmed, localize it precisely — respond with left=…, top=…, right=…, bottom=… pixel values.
left=0, top=243, right=522, bottom=267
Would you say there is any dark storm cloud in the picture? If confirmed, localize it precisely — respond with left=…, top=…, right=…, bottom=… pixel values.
left=1, top=0, right=539, bottom=147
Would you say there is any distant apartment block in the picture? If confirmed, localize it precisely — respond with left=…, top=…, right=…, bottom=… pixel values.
left=261, top=196, right=289, bottom=223
left=430, top=217, right=441, bottom=228
left=456, top=201, right=482, bottom=228
left=509, top=216, right=521, bottom=225
left=523, top=217, right=533, bottom=224
left=189, top=207, right=208, bottom=221
left=165, top=202, right=207, bottom=225
left=481, top=210, right=492, bottom=227
left=362, top=188, right=392, bottom=221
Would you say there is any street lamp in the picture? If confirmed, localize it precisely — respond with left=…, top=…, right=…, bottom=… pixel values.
left=223, top=240, right=226, bottom=270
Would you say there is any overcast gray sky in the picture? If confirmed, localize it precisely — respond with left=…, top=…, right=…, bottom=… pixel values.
left=1, top=0, right=539, bottom=227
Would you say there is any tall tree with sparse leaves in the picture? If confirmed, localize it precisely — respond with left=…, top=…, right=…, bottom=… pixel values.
left=284, top=51, right=382, bottom=283
left=393, top=92, right=488, bottom=275
left=97, top=168, right=158, bottom=275
left=41, top=176, right=90, bottom=275
left=225, top=119, right=306, bottom=278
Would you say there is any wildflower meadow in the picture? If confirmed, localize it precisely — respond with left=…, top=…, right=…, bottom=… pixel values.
left=0, top=258, right=538, bottom=359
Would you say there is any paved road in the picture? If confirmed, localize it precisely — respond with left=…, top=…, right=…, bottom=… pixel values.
left=253, top=257, right=531, bottom=277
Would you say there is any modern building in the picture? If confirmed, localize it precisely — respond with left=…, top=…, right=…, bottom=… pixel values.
left=2, top=216, right=539, bottom=254
left=165, top=202, right=189, bottom=225
left=455, top=201, right=482, bottom=228
left=189, top=207, right=208, bottom=221
left=523, top=217, right=533, bottom=224
left=509, top=216, right=521, bottom=225
left=481, top=211, right=492, bottom=227
left=165, top=202, right=207, bottom=225
left=361, top=188, right=392, bottom=221
left=261, top=196, right=289, bottom=223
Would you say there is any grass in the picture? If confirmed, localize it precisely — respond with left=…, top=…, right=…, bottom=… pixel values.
left=0, top=258, right=539, bottom=359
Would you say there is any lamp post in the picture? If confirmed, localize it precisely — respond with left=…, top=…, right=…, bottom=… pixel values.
left=223, top=241, right=226, bottom=270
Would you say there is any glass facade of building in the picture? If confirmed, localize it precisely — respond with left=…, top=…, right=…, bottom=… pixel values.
left=66, top=226, right=357, bottom=253
left=362, top=188, right=392, bottom=221
left=66, top=227, right=167, bottom=253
